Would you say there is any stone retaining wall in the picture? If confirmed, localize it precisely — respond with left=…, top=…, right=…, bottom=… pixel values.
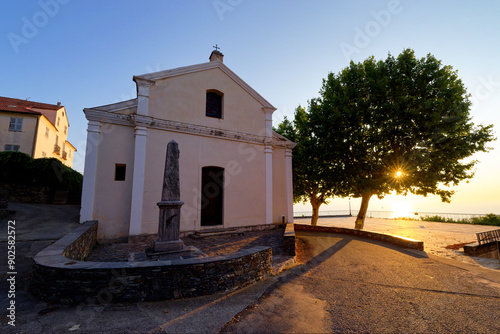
left=1, top=184, right=79, bottom=204
left=30, top=221, right=272, bottom=304
left=2, top=184, right=52, bottom=204
left=294, top=223, right=424, bottom=250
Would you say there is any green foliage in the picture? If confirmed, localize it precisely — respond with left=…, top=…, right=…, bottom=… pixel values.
left=275, top=106, right=344, bottom=206
left=420, top=215, right=449, bottom=223
left=0, top=151, right=32, bottom=184
left=311, top=48, right=495, bottom=202
left=475, top=213, right=500, bottom=226
left=420, top=213, right=500, bottom=226
left=0, top=151, right=83, bottom=202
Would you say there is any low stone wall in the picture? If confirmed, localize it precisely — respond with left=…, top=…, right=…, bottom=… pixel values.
left=283, top=223, right=296, bottom=256
left=294, top=223, right=424, bottom=251
left=62, top=221, right=98, bottom=260
left=463, top=241, right=499, bottom=258
left=30, top=221, right=272, bottom=304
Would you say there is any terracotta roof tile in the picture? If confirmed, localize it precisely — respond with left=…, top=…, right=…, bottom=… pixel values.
left=0, top=96, right=61, bottom=115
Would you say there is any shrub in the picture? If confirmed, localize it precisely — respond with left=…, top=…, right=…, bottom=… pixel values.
left=0, top=151, right=82, bottom=203
left=420, top=213, right=500, bottom=226
left=471, top=214, right=500, bottom=226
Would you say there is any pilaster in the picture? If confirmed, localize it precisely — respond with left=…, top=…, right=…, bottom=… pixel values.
left=263, top=107, right=274, bottom=224
left=134, top=77, right=154, bottom=116
left=79, top=121, right=101, bottom=223
left=264, top=145, right=273, bottom=224
left=263, top=107, right=274, bottom=138
left=128, top=126, right=148, bottom=236
left=285, top=148, right=293, bottom=223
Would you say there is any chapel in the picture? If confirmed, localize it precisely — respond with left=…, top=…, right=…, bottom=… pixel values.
left=80, top=49, right=295, bottom=240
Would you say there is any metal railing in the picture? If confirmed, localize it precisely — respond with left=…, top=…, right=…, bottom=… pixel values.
left=476, top=230, right=500, bottom=245
left=293, top=210, right=490, bottom=221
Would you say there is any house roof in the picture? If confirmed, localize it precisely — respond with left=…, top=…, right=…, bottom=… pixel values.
left=0, top=96, right=63, bottom=127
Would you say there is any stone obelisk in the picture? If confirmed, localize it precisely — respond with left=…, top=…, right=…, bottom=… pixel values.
left=154, top=140, right=185, bottom=252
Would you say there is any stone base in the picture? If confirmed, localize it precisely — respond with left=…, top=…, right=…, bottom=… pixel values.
left=143, top=245, right=207, bottom=261
left=154, top=239, right=184, bottom=252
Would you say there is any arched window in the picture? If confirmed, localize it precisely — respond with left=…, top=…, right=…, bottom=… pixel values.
left=206, top=90, right=223, bottom=118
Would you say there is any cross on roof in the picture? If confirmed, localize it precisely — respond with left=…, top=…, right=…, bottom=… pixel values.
left=213, top=44, right=220, bottom=51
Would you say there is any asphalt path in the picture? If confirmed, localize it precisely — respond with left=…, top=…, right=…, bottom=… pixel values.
left=0, top=202, right=81, bottom=242
left=221, top=231, right=500, bottom=333
left=2, top=204, right=500, bottom=333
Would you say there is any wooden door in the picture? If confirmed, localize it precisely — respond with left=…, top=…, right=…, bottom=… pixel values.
left=201, top=167, right=224, bottom=226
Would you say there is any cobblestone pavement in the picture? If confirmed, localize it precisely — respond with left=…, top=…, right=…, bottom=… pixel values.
left=87, top=227, right=289, bottom=266
left=297, top=216, right=500, bottom=270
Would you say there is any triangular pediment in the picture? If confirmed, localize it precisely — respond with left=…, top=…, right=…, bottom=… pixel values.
left=133, top=61, right=276, bottom=112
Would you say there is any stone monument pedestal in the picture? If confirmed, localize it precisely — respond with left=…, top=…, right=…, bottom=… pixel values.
left=154, top=240, right=185, bottom=252
left=154, top=200, right=184, bottom=252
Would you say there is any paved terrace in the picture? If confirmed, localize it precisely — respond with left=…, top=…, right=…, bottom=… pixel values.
left=295, top=216, right=500, bottom=270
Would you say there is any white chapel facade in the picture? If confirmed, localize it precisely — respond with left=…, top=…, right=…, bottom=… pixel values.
left=80, top=50, right=295, bottom=240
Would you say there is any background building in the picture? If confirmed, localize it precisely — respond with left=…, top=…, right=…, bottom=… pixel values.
left=0, top=96, right=76, bottom=167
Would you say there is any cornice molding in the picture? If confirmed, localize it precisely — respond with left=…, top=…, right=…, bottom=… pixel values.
left=84, top=108, right=294, bottom=148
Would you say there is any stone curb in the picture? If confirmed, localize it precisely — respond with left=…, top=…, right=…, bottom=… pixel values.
left=294, top=223, right=424, bottom=251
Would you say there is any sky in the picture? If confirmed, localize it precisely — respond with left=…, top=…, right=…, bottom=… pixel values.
left=1, top=0, right=499, bottom=215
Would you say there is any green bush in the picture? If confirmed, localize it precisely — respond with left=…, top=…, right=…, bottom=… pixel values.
left=0, top=151, right=82, bottom=203
left=471, top=214, right=500, bottom=226
left=421, top=213, right=500, bottom=226
left=0, top=151, right=32, bottom=184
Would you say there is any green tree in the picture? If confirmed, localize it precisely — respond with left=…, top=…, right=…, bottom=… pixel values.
left=276, top=106, right=343, bottom=225
left=311, top=49, right=495, bottom=229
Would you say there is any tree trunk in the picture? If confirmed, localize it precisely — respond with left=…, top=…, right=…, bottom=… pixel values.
left=355, top=192, right=373, bottom=229
left=310, top=197, right=322, bottom=226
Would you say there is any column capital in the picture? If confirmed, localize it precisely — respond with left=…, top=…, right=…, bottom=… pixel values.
left=133, top=76, right=155, bottom=88
left=262, top=107, right=275, bottom=115
left=87, top=120, right=101, bottom=133
left=134, top=126, right=148, bottom=137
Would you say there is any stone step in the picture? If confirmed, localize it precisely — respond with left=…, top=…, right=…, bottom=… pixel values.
left=190, top=229, right=244, bottom=239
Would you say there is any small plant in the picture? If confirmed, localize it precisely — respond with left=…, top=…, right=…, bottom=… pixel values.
left=421, top=215, right=448, bottom=223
